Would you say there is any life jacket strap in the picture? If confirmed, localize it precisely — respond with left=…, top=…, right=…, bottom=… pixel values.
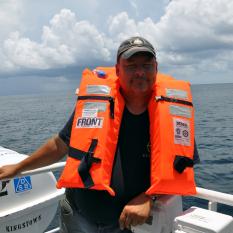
left=156, top=95, right=193, bottom=106
left=173, top=155, right=194, bottom=173
left=69, top=139, right=101, bottom=188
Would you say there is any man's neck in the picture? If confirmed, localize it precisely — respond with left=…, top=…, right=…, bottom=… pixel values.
left=121, top=90, right=152, bottom=115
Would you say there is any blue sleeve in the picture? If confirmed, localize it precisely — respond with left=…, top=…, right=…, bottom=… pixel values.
left=58, top=110, right=75, bottom=146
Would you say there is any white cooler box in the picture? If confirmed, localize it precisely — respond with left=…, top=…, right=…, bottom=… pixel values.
left=173, top=207, right=233, bottom=233
left=132, top=195, right=183, bottom=233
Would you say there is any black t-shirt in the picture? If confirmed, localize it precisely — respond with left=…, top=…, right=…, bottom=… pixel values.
left=59, top=107, right=150, bottom=224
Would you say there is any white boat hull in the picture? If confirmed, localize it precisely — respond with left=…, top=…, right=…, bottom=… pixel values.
left=0, top=147, right=65, bottom=233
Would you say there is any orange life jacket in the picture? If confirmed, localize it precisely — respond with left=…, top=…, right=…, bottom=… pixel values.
left=57, top=67, right=196, bottom=195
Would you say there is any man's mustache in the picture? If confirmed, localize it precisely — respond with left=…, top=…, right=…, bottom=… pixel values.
left=133, top=76, right=147, bottom=80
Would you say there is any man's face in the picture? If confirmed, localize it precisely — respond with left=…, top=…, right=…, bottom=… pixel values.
left=116, top=52, right=157, bottom=95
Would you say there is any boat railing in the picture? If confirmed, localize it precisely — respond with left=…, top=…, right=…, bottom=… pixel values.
left=3, top=162, right=233, bottom=233
left=17, top=162, right=233, bottom=210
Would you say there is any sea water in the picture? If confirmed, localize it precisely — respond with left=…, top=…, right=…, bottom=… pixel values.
left=0, top=83, right=233, bottom=229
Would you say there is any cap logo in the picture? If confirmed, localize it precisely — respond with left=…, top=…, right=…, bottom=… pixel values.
left=133, top=38, right=143, bottom=45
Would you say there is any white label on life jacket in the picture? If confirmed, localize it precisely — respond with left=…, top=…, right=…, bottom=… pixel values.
left=173, top=118, right=190, bottom=146
left=76, top=117, right=103, bottom=128
left=84, top=102, right=107, bottom=113
left=82, top=108, right=98, bottom=117
left=166, top=88, right=188, bottom=100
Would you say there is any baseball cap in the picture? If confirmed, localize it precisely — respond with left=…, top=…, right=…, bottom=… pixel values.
left=117, top=36, right=156, bottom=61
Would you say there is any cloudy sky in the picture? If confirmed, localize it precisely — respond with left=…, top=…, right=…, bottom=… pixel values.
left=0, top=0, right=233, bottom=95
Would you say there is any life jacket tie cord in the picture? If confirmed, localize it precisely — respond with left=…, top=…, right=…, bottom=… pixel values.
left=155, top=95, right=193, bottom=106
left=68, top=139, right=101, bottom=188
left=173, top=155, right=194, bottom=174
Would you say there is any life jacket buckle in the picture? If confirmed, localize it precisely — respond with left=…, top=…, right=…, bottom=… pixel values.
left=174, top=155, right=194, bottom=173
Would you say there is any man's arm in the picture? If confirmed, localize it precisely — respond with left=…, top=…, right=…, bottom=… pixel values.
left=119, top=141, right=200, bottom=230
left=0, top=135, right=68, bottom=180
left=119, top=192, right=153, bottom=230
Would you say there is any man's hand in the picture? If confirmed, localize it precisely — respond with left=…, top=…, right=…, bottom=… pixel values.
left=0, top=164, right=20, bottom=180
left=119, top=192, right=153, bottom=230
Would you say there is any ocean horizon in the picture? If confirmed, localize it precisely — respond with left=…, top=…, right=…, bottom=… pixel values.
left=0, top=82, right=232, bottom=229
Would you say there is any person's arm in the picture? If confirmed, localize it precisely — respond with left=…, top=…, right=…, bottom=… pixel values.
left=0, top=135, right=68, bottom=180
left=119, top=140, right=200, bottom=230
left=0, top=108, right=75, bottom=181
left=119, top=192, right=153, bottom=230
left=18, top=135, right=68, bottom=170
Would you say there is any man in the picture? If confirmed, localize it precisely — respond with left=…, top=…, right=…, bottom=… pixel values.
left=0, top=36, right=199, bottom=233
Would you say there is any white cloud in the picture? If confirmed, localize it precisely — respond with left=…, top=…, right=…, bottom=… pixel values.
left=157, top=0, right=233, bottom=52
left=0, top=0, right=24, bottom=41
left=154, top=0, right=233, bottom=81
left=108, top=12, right=138, bottom=39
left=4, top=32, right=50, bottom=70
left=0, top=0, right=233, bottom=83
left=1, top=9, right=111, bottom=72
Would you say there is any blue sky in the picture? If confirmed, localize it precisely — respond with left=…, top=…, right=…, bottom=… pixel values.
left=0, top=0, right=233, bottom=95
